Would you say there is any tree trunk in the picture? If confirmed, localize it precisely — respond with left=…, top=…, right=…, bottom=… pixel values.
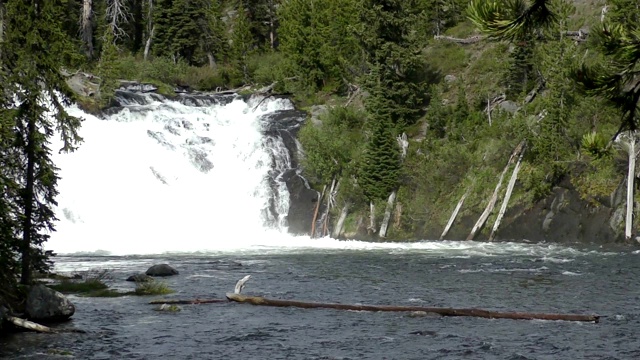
left=379, top=191, right=397, bottom=238
left=368, top=201, right=376, bottom=234
left=143, top=25, right=155, bottom=61
left=626, top=132, right=636, bottom=241
left=7, top=316, right=53, bottom=333
left=333, top=203, right=350, bottom=238
left=321, top=178, right=337, bottom=237
left=489, top=145, right=526, bottom=241
left=440, top=191, right=468, bottom=240
left=20, top=117, right=36, bottom=285
left=467, top=141, right=525, bottom=241
left=310, top=185, right=326, bottom=238
left=225, top=293, right=599, bottom=323
left=81, top=0, right=93, bottom=59
left=207, top=52, right=217, bottom=70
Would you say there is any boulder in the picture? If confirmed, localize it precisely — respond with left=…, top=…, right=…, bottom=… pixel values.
left=126, top=273, right=154, bottom=282
left=65, top=71, right=100, bottom=98
left=25, top=285, right=75, bottom=322
left=145, top=264, right=179, bottom=277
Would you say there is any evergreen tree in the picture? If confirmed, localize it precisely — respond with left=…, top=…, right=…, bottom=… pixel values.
left=356, top=0, right=429, bottom=127
left=278, top=0, right=362, bottom=92
left=202, top=0, right=227, bottom=69
left=231, top=3, right=254, bottom=83
left=359, top=68, right=401, bottom=201
left=241, top=0, right=279, bottom=50
left=0, top=0, right=82, bottom=285
left=154, top=0, right=209, bottom=64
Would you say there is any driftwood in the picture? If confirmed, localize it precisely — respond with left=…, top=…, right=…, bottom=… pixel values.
left=235, top=275, right=252, bottom=294
left=5, top=316, right=86, bottom=334
left=148, top=299, right=227, bottom=305
left=225, top=293, right=599, bottom=323
left=7, top=316, right=54, bottom=333
left=440, top=190, right=468, bottom=240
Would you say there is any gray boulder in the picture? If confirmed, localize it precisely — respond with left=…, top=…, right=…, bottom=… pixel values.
left=145, top=264, right=179, bottom=277
left=25, top=285, right=75, bottom=322
left=126, top=273, right=154, bottom=282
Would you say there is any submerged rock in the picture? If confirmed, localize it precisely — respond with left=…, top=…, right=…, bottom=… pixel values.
left=126, top=273, right=154, bottom=282
left=146, top=264, right=179, bottom=277
left=25, top=285, right=75, bottom=322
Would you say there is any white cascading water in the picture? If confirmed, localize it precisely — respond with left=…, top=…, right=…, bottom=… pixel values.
left=48, top=93, right=301, bottom=255
left=46, top=91, right=585, bottom=258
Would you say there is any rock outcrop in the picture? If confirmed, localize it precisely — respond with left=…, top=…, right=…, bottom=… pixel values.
left=25, top=285, right=75, bottom=322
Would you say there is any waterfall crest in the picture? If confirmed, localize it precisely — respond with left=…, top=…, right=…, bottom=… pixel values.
left=48, top=92, right=302, bottom=255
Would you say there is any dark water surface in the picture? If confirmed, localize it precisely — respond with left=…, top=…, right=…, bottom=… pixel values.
left=2, top=242, right=640, bottom=359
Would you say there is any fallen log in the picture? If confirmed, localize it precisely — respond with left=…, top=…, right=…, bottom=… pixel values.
left=7, top=316, right=54, bottom=333
left=225, top=293, right=599, bottom=323
left=5, top=316, right=86, bottom=334
left=148, top=299, right=228, bottom=305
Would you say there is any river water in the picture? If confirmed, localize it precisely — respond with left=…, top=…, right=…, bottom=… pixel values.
left=2, top=241, right=639, bottom=359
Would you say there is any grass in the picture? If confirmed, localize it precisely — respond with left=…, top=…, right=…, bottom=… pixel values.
left=134, top=281, right=175, bottom=296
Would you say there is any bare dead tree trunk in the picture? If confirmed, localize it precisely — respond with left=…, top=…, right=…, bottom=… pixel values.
left=440, top=191, right=468, bottom=240
left=81, top=0, right=94, bottom=59
left=368, top=201, right=376, bottom=234
left=467, top=141, right=526, bottom=241
left=489, top=145, right=526, bottom=241
left=310, top=185, right=326, bottom=238
left=333, top=203, right=350, bottom=238
left=207, top=52, right=217, bottom=69
left=143, top=25, right=155, bottom=61
left=379, top=191, right=397, bottom=238
left=106, top=0, right=129, bottom=39
left=626, top=132, right=636, bottom=241
left=321, top=178, right=337, bottom=237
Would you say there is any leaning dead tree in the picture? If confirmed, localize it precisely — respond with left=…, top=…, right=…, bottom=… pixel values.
left=467, top=141, right=526, bottom=241
left=440, top=190, right=468, bottom=240
left=489, top=143, right=526, bottom=241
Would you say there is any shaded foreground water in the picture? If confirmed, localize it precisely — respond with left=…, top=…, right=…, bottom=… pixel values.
left=2, top=241, right=640, bottom=359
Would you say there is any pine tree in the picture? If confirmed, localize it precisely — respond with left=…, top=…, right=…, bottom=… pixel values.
left=0, top=0, right=83, bottom=285
left=241, top=0, right=279, bottom=50
left=231, top=3, right=254, bottom=83
left=359, top=68, right=401, bottom=201
left=153, top=0, right=209, bottom=64
left=278, top=0, right=362, bottom=92
left=356, top=0, right=429, bottom=127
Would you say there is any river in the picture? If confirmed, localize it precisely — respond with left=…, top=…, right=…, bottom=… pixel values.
left=2, top=241, right=639, bottom=359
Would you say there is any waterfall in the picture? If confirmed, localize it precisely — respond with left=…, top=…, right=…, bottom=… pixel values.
left=47, top=91, right=305, bottom=255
